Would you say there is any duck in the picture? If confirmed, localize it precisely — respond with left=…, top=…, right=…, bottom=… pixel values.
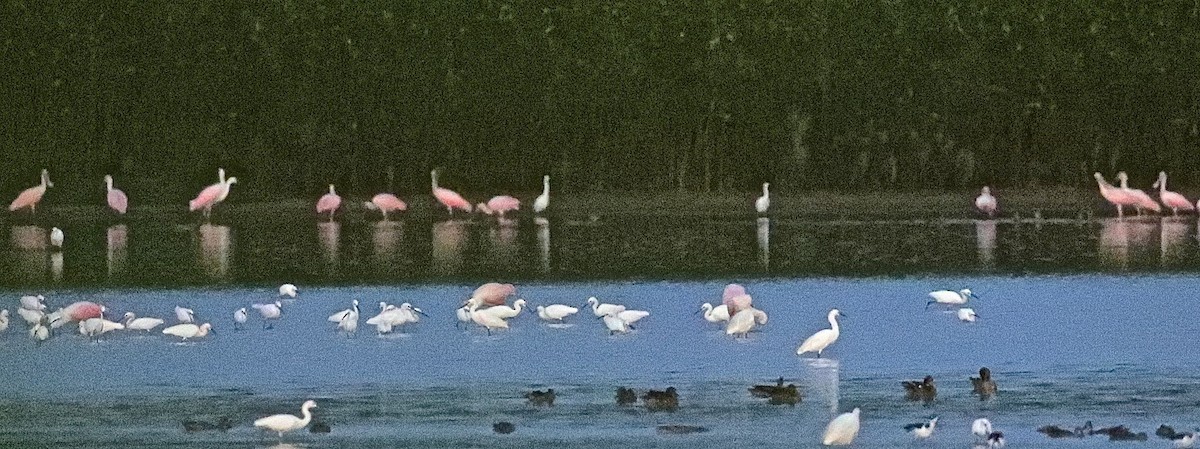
left=492, top=421, right=516, bottom=434
left=971, top=367, right=998, bottom=397
left=748, top=377, right=800, bottom=405
left=901, top=375, right=937, bottom=402
left=525, top=389, right=556, bottom=407
left=615, top=387, right=637, bottom=406
left=657, top=425, right=709, bottom=434
left=1037, top=424, right=1083, bottom=438
left=1093, top=425, right=1147, bottom=441
left=641, top=387, right=678, bottom=412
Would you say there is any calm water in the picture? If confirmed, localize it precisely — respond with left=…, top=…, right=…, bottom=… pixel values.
left=2, top=211, right=1199, bottom=448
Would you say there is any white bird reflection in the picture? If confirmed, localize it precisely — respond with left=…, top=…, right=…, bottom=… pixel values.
left=9, top=226, right=48, bottom=282
left=50, top=252, right=63, bottom=281
left=756, top=217, right=770, bottom=269
left=975, top=219, right=996, bottom=268
left=1160, top=219, right=1189, bottom=266
left=487, top=222, right=519, bottom=268
left=198, top=223, right=232, bottom=279
left=106, top=224, right=128, bottom=276
left=431, top=220, right=468, bottom=275
left=372, top=220, right=404, bottom=266
left=317, top=221, right=340, bottom=274
left=536, top=218, right=551, bottom=273
left=801, top=357, right=840, bottom=415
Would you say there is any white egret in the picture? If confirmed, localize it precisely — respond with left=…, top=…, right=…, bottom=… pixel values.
left=30, top=321, right=50, bottom=342
left=0, top=310, right=8, bottom=333
left=927, top=289, right=978, bottom=307
left=233, top=307, right=248, bottom=330
left=455, top=306, right=472, bottom=328
left=616, top=309, right=649, bottom=326
left=469, top=303, right=509, bottom=335
left=122, top=312, right=164, bottom=332
left=822, top=407, right=861, bottom=446
left=278, top=283, right=298, bottom=298
left=972, top=418, right=993, bottom=440
left=162, top=322, right=212, bottom=341
left=602, top=314, right=629, bottom=335
left=585, top=297, right=625, bottom=317
left=254, top=400, right=317, bottom=438
left=19, top=294, right=46, bottom=311
left=755, top=182, right=770, bottom=214
left=336, top=300, right=359, bottom=336
left=797, top=309, right=845, bottom=358
left=536, top=304, right=579, bottom=322
left=905, top=416, right=937, bottom=439
left=957, top=308, right=979, bottom=322
left=252, top=301, right=282, bottom=329
left=174, top=306, right=195, bottom=323
left=1173, top=432, right=1196, bottom=449
left=480, top=299, right=527, bottom=319
left=698, top=302, right=730, bottom=323
left=49, top=227, right=64, bottom=248
left=328, top=300, right=359, bottom=323
left=17, top=307, right=44, bottom=325
left=365, top=304, right=399, bottom=334
left=533, top=175, right=550, bottom=213
left=726, top=309, right=756, bottom=338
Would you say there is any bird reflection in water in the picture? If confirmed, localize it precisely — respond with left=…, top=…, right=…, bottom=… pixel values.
left=317, top=221, right=340, bottom=274
left=431, top=220, right=468, bottom=275
left=975, top=219, right=997, bottom=268
left=756, top=217, right=770, bottom=270
left=1098, top=218, right=1156, bottom=269
left=50, top=252, right=63, bottom=282
left=487, top=221, right=519, bottom=268
left=372, top=220, right=404, bottom=267
left=9, top=225, right=48, bottom=282
left=1160, top=219, right=1189, bottom=266
left=107, top=224, right=128, bottom=276
left=536, top=217, right=551, bottom=273
left=198, top=223, right=232, bottom=279
left=801, top=357, right=840, bottom=415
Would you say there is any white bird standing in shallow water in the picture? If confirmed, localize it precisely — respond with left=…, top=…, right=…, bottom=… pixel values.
left=972, top=418, right=993, bottom=441
left=469, top=303, right=509, bottom=335
left=822, top=408, right=861, bottom=446
left=122, top=312, right=164, bottom=332
left=0, top=310, right=9, bottom=333
left=479, top=299, right=527, bottom=320
left=254, top=400, right=317, bottom=438
left=755, top=182, right=770, bottom=214
left=536, top=304, right=579, bottom=322
left=927, top=288, right=978, bottom=308
left=797, top=309, right=845, bottom=357
left=252, top=301, right=282, bottom=329
left=533, top=175, right=550, bottom=214
left=328, top=300, right=358, bottom=324
left=49, top=227, right=64, bottom=249
left=616, top=309, right=649, bottom=326
left=162, top=322, right=212, bottom=341
left=726, top=309, right=757, bottom=338
left=175, top=306, right=195, bottom=323
left=20, top=294, right=46, bottom=311
left=585, top=297, right=625, bottom=317
left=957, top=308, right=979, bottom=322
left=905, top=416, right=937, bottom=439
left=279, top=283, right=298, bottom=298
left=454, top=306, right=472, bottom=328
left=336, top=300, right=359, bottom=336
left=698, top=302, right=731, bottom=323
left=602, top=314, right=629, bottom=335
left=233, top=308, right=248, bottom=330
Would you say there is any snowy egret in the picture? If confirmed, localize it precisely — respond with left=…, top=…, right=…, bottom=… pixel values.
left=19, top=294, right=46, bottom=311
left=254, top=400, right=317, bottom=438
left=534, top=175, right=551, bottom=213
left=616, top=309, right=649, bottom=326
left=0, top=310, right=8, bottom=333
left=902, top=375, right=937, bottom=402
left=252, top=301, right=282, bottom=329
left=726, top=309, right=756, bottom=338
left=469, top=303, right=509, bottom=335
left=797, top=309, right=845, bottom=358
left=957, top=308, right=979, bottom=322
left=278, top=283, right=298, bottom=298
left=755, top=182, right=770, bottom=214
left=162, top=322, right=212, bottom=341
left=49, top=227, right=64, bottom=248
left=698, top=302, right=731, bottom=323
left=480, top=299, right=527, bottom=319
left=30, top=321, right=50, bottom=342
left=175, top=306, right=195, bottom=323
left=905, top=416, right=937, bottom=439
left=536, top=304, right=579, bottom=322
left=602, top=314, right=629, bottom=335
left=585, top=297, right=625, bottom=317
left=972, top=418, right=993, bottom=440
left=971, top=367, right=998, bottom=397
left=927, top=289, right=978, bottom=308
left=233, top=308, right=248, bottom=330
left=328, top=300, right=359, bottom=323
left=1173, top=432, right=1197, bottom=449
left=79, top=316, right=124, bottom=339
left=16, top=307, right=44, bottom=325
left=122, top=312, right=164, bottom=332
left=336, top=300, right=358, bottom=336
left=822, top=408, right=861, bottom=446
left=454, top=306, right=472, bottom=328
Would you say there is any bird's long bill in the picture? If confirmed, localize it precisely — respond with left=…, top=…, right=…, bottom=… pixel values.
left=839, top=311, right=849, bottom=318
left=925, top=301, right=934, bottom=309
left=415, top=308, right=429, bottom=317
left=969, top=292, right=981, bottom=300
left=692, top=309, right=702, bottom=315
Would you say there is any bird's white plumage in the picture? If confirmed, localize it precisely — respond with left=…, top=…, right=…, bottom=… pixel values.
left=957, top=308, right=978, bottom=322
left=0, top=310, right=9, bottom=333
left=755, top=182, right=770, bottom=214
left=162, top=322, right=212, bottom=340
left=279, top=283, right=298, bottom=298
left=909, top=417, right=937, bottom=439
left=253, top=301, right=282, bottom=320
left=586, top=297, right=625, bottom=317
left=254, top=400, right=316, bottom=438
left=726, top=309, right=756, bottom=337
left=602, top=314, right=629, bottom=334
left=49, top=227, right=64, bottom=248
left=174, top=306, right=195, bottom=323
left=972, top=418, right=993, bottom=438
left=798, top=309, right=844, bottom=357
left=822, top=408, right=861, bottom=445
left=17, top=307, right=44, bottom=325
left=328, top=300, right=359, bottom=322
left=20, top=295, right=46, bottom=311
left=928, top=289, right=974, bottom=306
left=479, top=299, right=527, bottom=319
left=616, top=309, right=649, bottom=324
left=79, top=317, right=124, bottom=337
left=233, top=308, right=248, bottom=326
left=536, top=304, right=579, bottom=322
left=699, top=303, right=731, bottom=323
left=470, top=303, right=509, bottom=333
left=534, top=175, right=550, bottom=213
left=122, top=312, right=164, bottom=332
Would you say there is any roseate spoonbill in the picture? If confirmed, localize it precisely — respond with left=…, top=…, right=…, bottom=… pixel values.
left=536, top=304, right=579, bottom=322
left=175, top=306, right=195, bottom=323
left=482, top=195, right=520, bottom=217
left=822, top=408, right=861, bottom=445
left=233, top=307, right=248, bottom=330
left=585, top=297, right=625, bottom=317
left=465, top=282, right=515, bottom=308
left=533, top=175, right=550, bottom=213
left=905, top=416, right=938, bottom=439
left=328, top=300, right=359, bottom=323
left=123, top=312, right=164, bottom=332
left=190, top=172, right=238, bottom=218
left=971, top=367, right=998, bottom=396
left=8, top=169, right=52, bottom=213
left=1094, top=172, right=1138, bottom=218
left=724, top=294, right=753, bottom=316
left=162, top=322, right=212, bottom=340
left=363, top=193, right=408, bottom=220
left=469, top=303, right=509, bottom=335
left=19, top=295, right=46, bottom=311
left=602, top=314, right=629, bottom=335
left=0, top=310, right=8, bottom=333
left=797, top=309, right=844, bottom=357
left=616, top=309, right=649, bottom=325
left=431, top=169, right=471, bottom=215
left=972, top=418, right=994, bottom=440
left=315, top=185, right=341, bottom=221
left=755, top=182, right=770, bottom=214
left=698, top=303, right=730, bottom=323
left=1117, top=171, right=1161, bottom=215
left=252, top=301, right=282, bottom=329
left=726, top=309, right=756, bottom=338
left=957, top=308, right=979, bottom=322
left=479, top=299, right=527, bottom=319
left=279, top=283, right=298, bottom=298
left=104, top=175, right=128, bottom=214
left=975, top=186, right=997, bottom=217
left=254, top=400, right=317, bottom=438
left=1152, top=171, right=1194, bottom=215
left=49, top=227, right=63, bottom=248
left=927, top=289, right=977, bottom=307
left=63, top=301, right=105, bottom=322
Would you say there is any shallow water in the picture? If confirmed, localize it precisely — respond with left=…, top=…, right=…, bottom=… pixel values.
left=2, top=276, right=1198, bottom=448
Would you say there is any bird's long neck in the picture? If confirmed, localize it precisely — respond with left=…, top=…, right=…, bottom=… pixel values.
left=1119, top=176, right=1129, bottom=189
left=41, top=171, right=50, bottom=188
left=762, top=184, right=769, bottom=197
left=299, top=406, right=313, bottom=427
left=329, top=185, right=336, bottom=195
left=828, top=313, right=839, bottom=333
left=218, top=168, right=225, bottom=184
left=431, top=171, right=439, bottom=191
left=543, top=178, right=550, bottom=195
left=1158, top=173, right=1168, bottom=193
left=106, top=177, right=114, bottom=191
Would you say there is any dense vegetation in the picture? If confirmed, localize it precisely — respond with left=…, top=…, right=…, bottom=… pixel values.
left=3, top=1, right=1199, bottom=204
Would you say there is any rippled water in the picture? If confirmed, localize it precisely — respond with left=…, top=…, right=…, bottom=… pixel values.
left=1, top=276, right=1198, bottom=448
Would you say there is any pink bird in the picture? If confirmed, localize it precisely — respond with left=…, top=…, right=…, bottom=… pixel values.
left=431, top=169, right=472, bottom=215
left=316, top=184, right=341, bottom=221
left=364, top=193, right=408, bottom=220
left=466, top=282, right=515, bottom=308
left=1151, top=171, right=1193, bottom=215
left=104, top=175, right=128, bottom=214
left=974, top=186, right=997, bottom=217
left=1117, top=172, right=1161, bottom=215
left=63, top=301, right=105, bottom=322
left=8, top=169, right=53, bottom=213
left=189, top=169, right=237, bottom=218
left=481, top=195, right=521, bottom=217
left=1093, top=172, right=1138, bottom=218
left=721, top=284, right=752, bottom=315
